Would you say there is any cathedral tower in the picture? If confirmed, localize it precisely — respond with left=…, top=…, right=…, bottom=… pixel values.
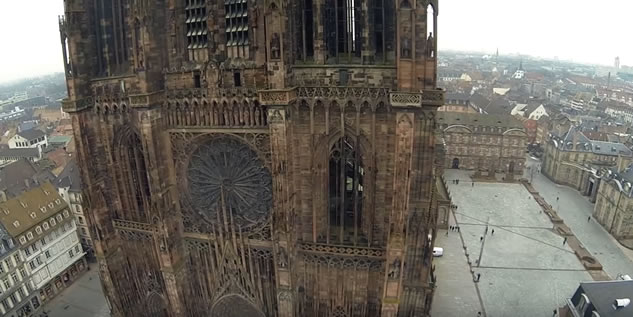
left=60, top=0, right=444, bottom=316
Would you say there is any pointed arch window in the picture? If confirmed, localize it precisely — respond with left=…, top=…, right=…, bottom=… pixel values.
left=116, top=131, right=151, bottom=221
left=328, top=136, right=364, bottom=244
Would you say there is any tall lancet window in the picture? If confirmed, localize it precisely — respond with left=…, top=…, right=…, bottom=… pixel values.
left=324, top=0, right=363, bottom=63
left=371, top=0, right=395, bottom=63
left=329, top=136, right=364, bottom=244
left=115, top=131, right=151, bottom=222
left=298, top=0, right=314, bottom=61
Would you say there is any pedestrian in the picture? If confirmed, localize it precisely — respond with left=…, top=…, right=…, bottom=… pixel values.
left=457, top=179, right=460, bottom=185
left=556, top=196, right=559, bottom=201
left=472, top=181, right=474, bottom=187
left=477, top=273, right=481, bottom=281
left=491, top=229, right=495, bottom=235
left=480, top=236, right=484, bottom=242
left=485, top=226, right=488, bottom=235
left=552, top=309, right=557, bottom=316
left=446, top=230, right=449, bottom=236
left=587, top=216, right=591, bottom=222
left=458, top=226, right=460, bottom=232
left=478, top=312, right=482, bottom=317
left=563, top=237, right=567, bottom=245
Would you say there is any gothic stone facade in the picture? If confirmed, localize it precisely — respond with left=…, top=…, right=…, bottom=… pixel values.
left=60, top=0, right=444, bottom=316
left=437, top=112, right=527, bottom=175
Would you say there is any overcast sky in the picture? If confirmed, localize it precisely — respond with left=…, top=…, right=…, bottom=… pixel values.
left=0, top=0, right=629, bottom=84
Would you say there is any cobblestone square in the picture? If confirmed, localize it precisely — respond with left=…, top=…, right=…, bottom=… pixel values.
left=432, top=170, right=593, bottom=317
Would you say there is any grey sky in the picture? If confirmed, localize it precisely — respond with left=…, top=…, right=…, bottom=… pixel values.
left=0, top=0, right=629, bottom=84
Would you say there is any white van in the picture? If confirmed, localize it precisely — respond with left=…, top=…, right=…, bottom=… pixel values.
left=433, top=247, right=444, bottom=257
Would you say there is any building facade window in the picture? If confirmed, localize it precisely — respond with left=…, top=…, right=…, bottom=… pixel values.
left=297, top=0, right=314, bottom=61
left=328, top=136, right=364, bottom=244
left=371, top=0, right=394, bottom=63
left=325, top=0, right=363, bottom=63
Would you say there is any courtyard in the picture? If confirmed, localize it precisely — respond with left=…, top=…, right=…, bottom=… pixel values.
left=432, top=169, right=593, bottom=317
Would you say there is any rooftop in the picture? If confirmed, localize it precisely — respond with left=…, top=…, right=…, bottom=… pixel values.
left=48, top=135, right=72, bottom=145
left=0, top=159, right=56, bottom=198
left=579, top=280, right=633, bottom=316
left=55, top=158, right=82, bottom=192
left=0, top=182, right=67, bottom=237
left=437, top=112, right=524, bottom=130
left=0, top=147, right=40, bottom=158
left=16, top=129, right=45, bottom=141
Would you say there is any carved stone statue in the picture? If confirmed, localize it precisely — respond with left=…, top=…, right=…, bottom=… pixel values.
left=271, top=33, right=281, bottom=60
left=388, top=259, right=401, bottom=279
left=427, top=32, right=435, bottom=58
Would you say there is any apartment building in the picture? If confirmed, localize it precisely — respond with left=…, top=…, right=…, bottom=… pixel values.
left=0, top=225, right=40, bottom=317
left=0, top=183, right=86, bottom=309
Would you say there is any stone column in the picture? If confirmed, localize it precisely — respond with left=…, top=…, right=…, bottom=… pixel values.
left=381, top=112, right=415, bottom=316
left=262, top=89, right=297, bottom=317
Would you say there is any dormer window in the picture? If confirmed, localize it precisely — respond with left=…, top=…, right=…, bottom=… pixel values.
left=40, top=206, right=47, bottom=213
left=19, top=201, right=27, bottom=208
left=56, top=215, right=63, bottom=222
left=44, top=190, right=50, bottom=196
left=30, top=212, right=36, bottom=219
left=26, top=232, right=33, bottom=240
left=19, top=236, right=26, bottom=244
left=43, top=222, right=49, bottom=230
left=35, top=226, right=42, bottom=234
left=63, top=210, right=70, bottom=218
left=13, top=221, right=19, bottom=228
left=55, top=199, right=61, bottom=205
left=50, top=218, right=56, bottom=226
left=2, top=209, right=8, bottom=215
left=48, top=202, right=54, bottom=209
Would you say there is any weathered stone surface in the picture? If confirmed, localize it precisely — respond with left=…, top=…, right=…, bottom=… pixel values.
left=61, top=1, right=444, bottom=316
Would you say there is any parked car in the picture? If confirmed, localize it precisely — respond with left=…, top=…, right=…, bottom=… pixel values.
left=433, top=247, right=444, bottom=257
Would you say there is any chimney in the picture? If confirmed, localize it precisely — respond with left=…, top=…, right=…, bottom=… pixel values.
left=613, top=298, right=630, bottom=310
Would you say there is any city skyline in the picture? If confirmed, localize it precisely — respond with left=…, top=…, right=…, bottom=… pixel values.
left=0, top=0, right=631, bottom=84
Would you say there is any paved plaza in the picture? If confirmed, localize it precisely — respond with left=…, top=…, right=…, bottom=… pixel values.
left=525, top=157, right=633, bottom=279
left=432, top=169, right=593, bottom=317
left=41, top=265, right=110, bottom=317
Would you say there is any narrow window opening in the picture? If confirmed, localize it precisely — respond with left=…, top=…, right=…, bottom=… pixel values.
left=234, top=72, right=242, bottom=87
left=302, top=0, right=314, bottom=60
left=194, top=73, right=202, bottom=88
left=426, top=4, right=436, bottom=58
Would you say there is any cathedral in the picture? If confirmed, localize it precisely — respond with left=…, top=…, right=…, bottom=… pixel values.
left=59, top=0, right=444, bottom=316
